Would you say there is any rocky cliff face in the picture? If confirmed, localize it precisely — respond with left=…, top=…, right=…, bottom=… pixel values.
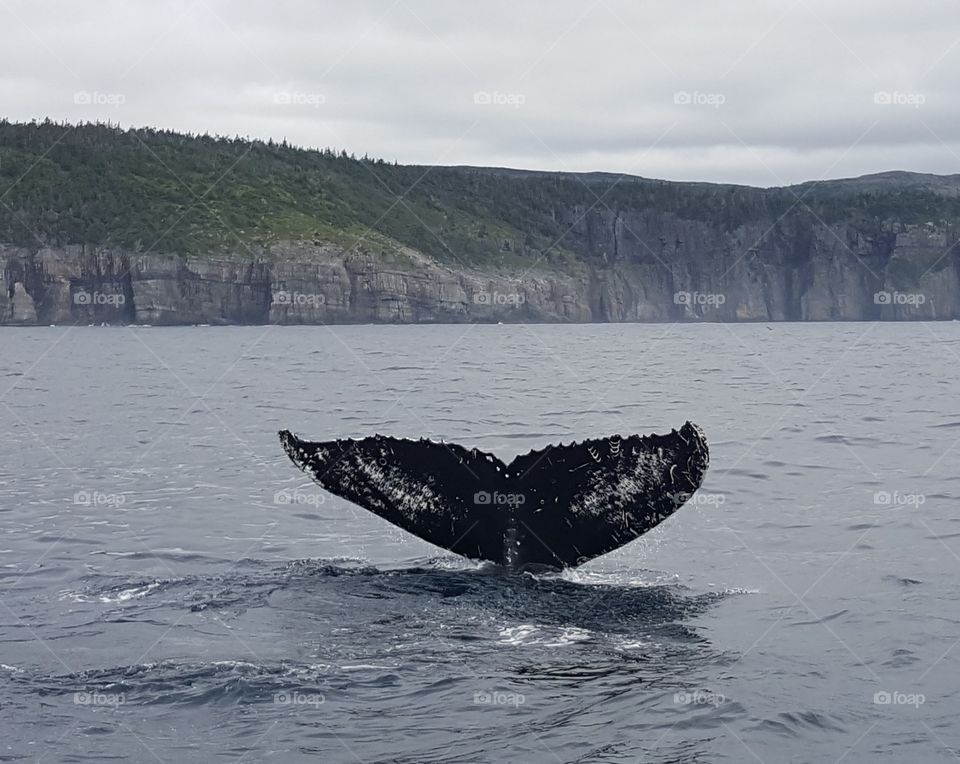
left=1, top=215, right=958, bottom=325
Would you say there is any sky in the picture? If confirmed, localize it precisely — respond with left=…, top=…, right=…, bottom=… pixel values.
left=2, top=0, right=959, bottom=186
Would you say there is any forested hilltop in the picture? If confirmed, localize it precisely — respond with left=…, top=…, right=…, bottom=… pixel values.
left=2, top=119, right=960, bottom=325
left=4, top=119, right=960, bottom=262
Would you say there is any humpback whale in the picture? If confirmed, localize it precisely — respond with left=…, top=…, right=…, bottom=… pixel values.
left=279, top=423, right=709, bottom=569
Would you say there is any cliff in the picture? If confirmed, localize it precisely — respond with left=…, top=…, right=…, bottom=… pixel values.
left=2, top=218, right=956, bottom=325
left=1, top=121, right=959, bottom=325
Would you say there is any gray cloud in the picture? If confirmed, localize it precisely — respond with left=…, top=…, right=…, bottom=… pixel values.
left=2, top=0, right=959, bottom=185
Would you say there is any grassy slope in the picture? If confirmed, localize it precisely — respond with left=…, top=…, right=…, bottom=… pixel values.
left=2, top=120, right=960, bottom=268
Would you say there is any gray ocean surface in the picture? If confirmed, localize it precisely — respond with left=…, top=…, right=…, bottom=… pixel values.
left=1, top=323, right=958, bottom=762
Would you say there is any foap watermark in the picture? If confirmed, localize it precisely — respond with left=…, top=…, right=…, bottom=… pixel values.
left=74, top=691, right=125, bottom=707
left=669, top=491, right=725, bottom=508
left=473, top=689, right=525, bottom=707
left=675, top=291, right=726, bottom=307
left=473, top=91, right=525, bottom=108
left=673, top=90, right=725, bottom=108
left=74, top=290, right=125, bottom=307
left=474, top=491, right=525, bottom=507
left=874, top=690, right=925, bottom=708
left=874, top=91, right=925, bottom=108
left=274, top=90, right=325, bottom=108
left=74, top=90, right=126, bottom=108
left=274, top=691, right=325, bottom=707
left=274, top=488, right=325, bottom=507
left=474, top=291, right=525, bottom=307
left=873, top=490, right=925, bottom=507
left=74, top=490, right=125, bottom=508
left=272, top=291, right=325, bottom=307
left=674, top=690, right=725, bottom=708
left=874, top=291, right=926, bottom=307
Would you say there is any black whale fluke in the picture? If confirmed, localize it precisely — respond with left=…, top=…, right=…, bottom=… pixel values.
left=278, top=423, right=709, bottom=569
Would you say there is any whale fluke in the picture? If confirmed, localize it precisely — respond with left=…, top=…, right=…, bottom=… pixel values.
left=278, top=423, right=709, bottom=569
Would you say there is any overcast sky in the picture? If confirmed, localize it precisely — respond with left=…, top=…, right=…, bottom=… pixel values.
left=2, top=0, right=959, bottom=186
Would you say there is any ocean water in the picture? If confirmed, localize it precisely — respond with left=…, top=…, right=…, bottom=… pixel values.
left=0, top=322, right=958, bottom=762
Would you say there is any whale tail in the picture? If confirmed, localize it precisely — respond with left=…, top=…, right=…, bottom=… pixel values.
left=279, top=423, right=709, bottom=569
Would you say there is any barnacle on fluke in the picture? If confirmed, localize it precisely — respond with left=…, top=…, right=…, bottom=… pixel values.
left=279, top=423, right=709, bottom=569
